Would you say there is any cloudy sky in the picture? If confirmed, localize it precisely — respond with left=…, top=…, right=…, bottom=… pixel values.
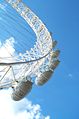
left=0, top=0, right=79, bottom=119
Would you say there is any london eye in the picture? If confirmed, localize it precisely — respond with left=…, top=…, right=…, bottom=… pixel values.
left=0, top=0, right=60, bottom=101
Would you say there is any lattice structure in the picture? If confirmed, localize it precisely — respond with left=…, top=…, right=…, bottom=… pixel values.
left=0, top=0, right=60, bottom=95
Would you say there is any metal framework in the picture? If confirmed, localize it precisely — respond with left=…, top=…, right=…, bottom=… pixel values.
left=0, top=0, right=60, bottom=89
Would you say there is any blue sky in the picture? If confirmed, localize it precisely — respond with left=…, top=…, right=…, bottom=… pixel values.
left=24, top=0, right=79, bottom=119
left=0, top=0, right=79, bottom=119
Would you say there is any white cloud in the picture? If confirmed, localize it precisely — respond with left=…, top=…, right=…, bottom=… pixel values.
left=68, top=73, right=73, bottom=79
left=0, top=37, right=15, bottom=59
left=45, top=116, right=50, bottom=119
left=0, top=38, right=50, bottom=119
left=0, top=88, right=50, bottom=119
left=0, top=37, right=16, bottom=82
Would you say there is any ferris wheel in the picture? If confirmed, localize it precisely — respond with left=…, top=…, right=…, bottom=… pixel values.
left=0, top=0, right=60, bottom=101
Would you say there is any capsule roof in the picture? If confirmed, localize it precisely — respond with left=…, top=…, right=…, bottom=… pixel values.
left=50, top=50, right=60, bottom=59
left=52, top=40, right=57, bottom=48
left=35, top=70, right=53, bottom=86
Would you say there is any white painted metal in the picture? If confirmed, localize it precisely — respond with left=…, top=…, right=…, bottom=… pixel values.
left=0, top=0, right=60, bottom=92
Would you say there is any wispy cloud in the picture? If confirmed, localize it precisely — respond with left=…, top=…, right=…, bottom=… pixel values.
left=0, top=2, right=7, bottom=11
left=68, top=73, right=73, bottom=79
left=0, top=38, right=50, bottom=119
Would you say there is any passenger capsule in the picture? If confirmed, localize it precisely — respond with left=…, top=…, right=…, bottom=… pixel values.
left=35, top=70, right=53, bottom=86
left=11, top=80, right=33, bottom=101
left=51, top=50, right=60, bottom=58
left=52, top=40, right=57, bottom=48
left=50, top=59, right=60, bottom=70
